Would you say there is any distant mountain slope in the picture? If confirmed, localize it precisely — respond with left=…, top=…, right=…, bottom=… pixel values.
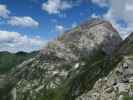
left=0, top=51, right=38, bottom=74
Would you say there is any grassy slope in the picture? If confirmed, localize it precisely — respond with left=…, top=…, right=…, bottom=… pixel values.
left=0, top=51, right=38, bottom=74
left=123, top=96, right=133, bottom=100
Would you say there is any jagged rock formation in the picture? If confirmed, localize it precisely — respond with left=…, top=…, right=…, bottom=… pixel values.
left=0, top=19, right=123, bottom=100
left=76, top=32, right=133, bottom=100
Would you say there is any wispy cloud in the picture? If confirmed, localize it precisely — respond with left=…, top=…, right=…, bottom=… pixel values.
left=42, top=0, right=73, bottom=14
left=105, top=0, right=133, bottom=38
left=72, top=22, right=77, bottom=28
left=91, top=0, right=108, bottom=7
left=91, top=0, right=133, bottom=38
left=91, top=13, right=101, bottom=19
left=0, top=30, right=45, bottom=52
left=0, top=4, right=10, bottom=18
left=0, top=4, right=39, bottom=28
left=8, top=16, right=39, bottom=27
left=0, top=4, right=42, bottom=52
left=55, top=25, right=65, bottom=33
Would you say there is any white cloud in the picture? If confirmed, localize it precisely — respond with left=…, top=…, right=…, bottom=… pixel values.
left=0, top=4, right=10, bottom=18
left=91, top=0, right=108, bottom=7
left=103, top=0, right=133, bottom=39
left=91, top=0, right=133, bottom=38
left=91, top=13, right=101, bottom=18
left=42, top=0, right=72, bottom=14
left=8, top=16, right=39, bottom=27
left=72, top=22, right=77, bottom=28
left=55, top=25, right=65, bottom=33
left=0, top=30, right=45, bottom=52
left=104, top=8, right=130, bottom=38
left=126, top=3, right=133, bottom=11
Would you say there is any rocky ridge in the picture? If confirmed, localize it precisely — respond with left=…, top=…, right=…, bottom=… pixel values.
left=77, top=32, right=133, bottom=100
left=0, top=19, right=128, bottom=100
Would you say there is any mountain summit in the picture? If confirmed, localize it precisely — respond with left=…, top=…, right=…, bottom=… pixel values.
left=0, top=19, right=123, bottom=100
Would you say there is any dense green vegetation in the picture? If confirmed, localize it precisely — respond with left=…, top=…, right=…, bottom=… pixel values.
left=123, top=96, right=133, bottom=100
left=0, top=51, right=38, bottom=74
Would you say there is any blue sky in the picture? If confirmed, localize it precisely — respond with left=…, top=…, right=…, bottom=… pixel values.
left=0, top=0, right=133, bottom=52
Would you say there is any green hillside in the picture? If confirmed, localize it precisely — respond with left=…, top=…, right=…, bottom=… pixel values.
left=0, top=51, right=38, bottom=74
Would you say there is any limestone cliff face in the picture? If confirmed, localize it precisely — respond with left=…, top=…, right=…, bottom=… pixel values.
left=76, top=32, right=133, bottom=100
left=0, top=19, right=122, bottom=100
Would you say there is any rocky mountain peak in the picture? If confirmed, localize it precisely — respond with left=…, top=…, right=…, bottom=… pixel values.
left=0, top=19, right=123, bottom=100
left=41, top=19, right=122, bottom=60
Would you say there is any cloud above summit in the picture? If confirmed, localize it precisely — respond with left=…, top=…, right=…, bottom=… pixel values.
left=91, top=0, right=133, bottom=38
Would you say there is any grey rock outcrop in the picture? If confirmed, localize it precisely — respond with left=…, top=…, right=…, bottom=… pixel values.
left=0, top=19, right=122, bottom=100
left=76, top=32, right=133, bottom=100
left=76, top=56, right=133, bottom=100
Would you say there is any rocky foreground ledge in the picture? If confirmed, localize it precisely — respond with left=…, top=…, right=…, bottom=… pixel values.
left=77, top=33, right=133, bottom=100
left=1, top=19, right=133, bottom=100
